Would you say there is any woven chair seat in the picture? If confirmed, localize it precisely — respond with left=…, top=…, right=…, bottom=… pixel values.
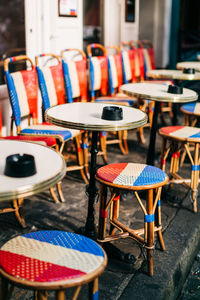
left=159, top=126, right=200, bottom=142
left=96, top=162, right=167, bottom=189
left=21, top=124, right=80, bottom=142
left=181, top=102, right=200, bottom=116
left=0, top=231, right=106, bottom=286
left=2, top=135, right=57, bottom=147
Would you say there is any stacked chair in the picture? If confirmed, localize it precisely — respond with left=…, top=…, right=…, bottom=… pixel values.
left=35, top=53, right=88, bottom=184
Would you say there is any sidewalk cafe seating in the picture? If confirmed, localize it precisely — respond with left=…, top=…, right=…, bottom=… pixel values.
left=159, top=125, right=200, bottom=213
left=96, top=162, right=168, bottom=276
left=0, top=230, right=107, bottom=299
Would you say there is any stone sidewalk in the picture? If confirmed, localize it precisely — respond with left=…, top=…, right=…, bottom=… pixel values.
left=0, top=117, right=200, bottom=300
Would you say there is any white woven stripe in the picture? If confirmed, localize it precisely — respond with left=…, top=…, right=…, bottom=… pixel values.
left=91, top=57, right=101, bottom=91
left=12, top=73, right=29, bottom=118
left=27, top=125, right=80, bottom=137
left=143, top=49, right=152, bottom=72
left=41, top=68, right=57, bottom=107
left=134, top=53, right=140, bottom=77
left=122, top=52, right=132, bottom=81
left=67, top=61, right=80, bottom=98
left=170, top=126, right=200, bottom=138
left=2, top=236, right=104, bottom=274
left=108, top=56, right=118, bottom=88
left=194, top=103, right=200, bottom=114
left=113, top=163, right=146, bottom=186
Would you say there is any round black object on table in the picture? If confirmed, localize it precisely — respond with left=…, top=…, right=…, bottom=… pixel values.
left=4, top=154, right=37, bottom=177
left=167, top=84, right=183, bottom=94
left=183, top=68, right=195, bottom=74
left=101, top=106, right=123, bottom=121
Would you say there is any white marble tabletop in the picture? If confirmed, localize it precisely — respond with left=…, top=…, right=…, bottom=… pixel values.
left=0, top=140, right=66, bottom=201
left=45, top=102, right=147, bottom=131
left=120, top=83, right=198, bottom=103
left=147, top=69, right=200, bottom=81
left=176, top=61, right=200, bottom=72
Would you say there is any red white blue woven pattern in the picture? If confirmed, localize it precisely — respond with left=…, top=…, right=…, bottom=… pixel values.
left=96, top=163, right=167, bottom=186
left=181, top=102, right=200, bottom=115
left=0, top=231, right=105, bottom=283
left=160, top=126, right=200, bottom=140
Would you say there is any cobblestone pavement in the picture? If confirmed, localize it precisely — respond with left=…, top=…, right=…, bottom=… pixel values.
left=0, top=113, right=199, bottom=299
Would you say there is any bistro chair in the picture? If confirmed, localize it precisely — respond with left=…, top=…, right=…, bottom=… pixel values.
left=96, top=162, right=168, bottom=276
left=0, top=230, right=107, bottom=300
left=159, top=125, right=200, bottom=213
left=0, top=104, right=62, bottom=227
left=35, top=53, right=88, bottom=184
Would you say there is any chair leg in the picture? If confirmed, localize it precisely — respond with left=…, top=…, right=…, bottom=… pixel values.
left=89, top=278, right=99, bottom=300
left=109, top=194, right=120, bottom=236
left=13, top=199, right=26, bottom=228
left=56, top=182, right=66, bottom=202
left=146, top=189, right=154, bottom=276
left=35, top=290, right=48, bottom=300
left=155, top=198, right=165, bottom=251
left=99, top=132, right=108, bottom=164
left=75, top=135, right=88, bottom=184
left=122, top=130, right=129, bottom=154
left=82, top=131, right=90, bottom=179
left=191, top=143, right=199, bottom=213
left=50, top=187, right=60, bottom=204
left=136, top=126, right=145, bottom=144
left=117, top=131, right=127, bottom=155
left=56, top=290, right=65, bottom=300
left=98, top=184, right=108, bottom=240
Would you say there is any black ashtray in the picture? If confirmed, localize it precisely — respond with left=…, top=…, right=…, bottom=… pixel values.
left=167, top=85, right=183, bottom=94
left=183, top=68, right=195, bottom=74
left=4, top=154, right=36, bottom=178
left=101, top=106, right=123, bottom=121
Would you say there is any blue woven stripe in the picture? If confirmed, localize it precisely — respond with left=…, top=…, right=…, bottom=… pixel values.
left=62, top=60, right=73, bottom=103
left=36, top=66, right=50, bottom=111
left=157, top=199, right=161, bottom=207
left=107, top=56, right=115, bottom=95
left=181, top=102, right=196, bottom=113
left=190, top=132, right=200, bottom=138
left=121, top=50, right=128, bottom=84
left=133, top=165, right=166, bottom=186
left=23, top=231, right=104, bottom=257
left=145, top=214, right=155, bottom=223
left=81, top=143, right=88, bottom=149
left=21, top=128, right=72, bottom=141
left=93, top=290, right=99, bottom=300
left=143, top=56, right=147, bottom=79
left=5, top=71, right=21, bottom=126
left=95, top=98, right=134, bottom=106
left=89, top=57, right=95, bottom=98
left=192, top=165, right=199, bottom=171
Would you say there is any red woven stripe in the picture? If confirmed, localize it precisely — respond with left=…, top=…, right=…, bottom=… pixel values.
left=75, top=59, right=88, bottom=101
left=113, top=54, right=123, bottom=88
left=97, top=163, right=128, bottom=183
left=50, top=63, right=65, bottom=105
left=97, top=57, right=108, bottom=96
left=3, top=136, right=57, bottom=147
left=137, top=48, right=145, bottom=81
left=100, top=209, right=107, bottom=218
left=160, top=126, right=184, bottom=135
left=148, top=48, right=155, bottom=69
left=0, top=250, right=86, bottom=282
left=21, top=68, right=38, bottom=119
left=128, top=49, right=136, bottom=82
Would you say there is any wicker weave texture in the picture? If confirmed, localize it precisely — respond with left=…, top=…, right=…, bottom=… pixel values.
left=0, top=231, right=105, bottom=282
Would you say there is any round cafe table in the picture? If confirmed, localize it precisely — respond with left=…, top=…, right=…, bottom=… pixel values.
left=147, top=69, right=200, bottom=81
left=120, top=82, right=198, bottom=165
left=0, top=140, right=66, bottom=202
left=46, top=102, right=147, bottom=239
left=176, top=61, right=200, bottom=72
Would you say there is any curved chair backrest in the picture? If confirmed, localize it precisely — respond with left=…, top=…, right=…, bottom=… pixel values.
left=35, top=53, right=65, bottom=111
left=140, top=40, right=156, bottom=76
left=87, top=43, right=108, bottom=100
left=129, top=41, right=145, bottom=81
left=120, top=42, right=139, bottom=83
left=106, top=46, right=123, bottom=95
left=61, top=48, right=87, bottom=102
left=4, top=55, right=38, bottom=131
